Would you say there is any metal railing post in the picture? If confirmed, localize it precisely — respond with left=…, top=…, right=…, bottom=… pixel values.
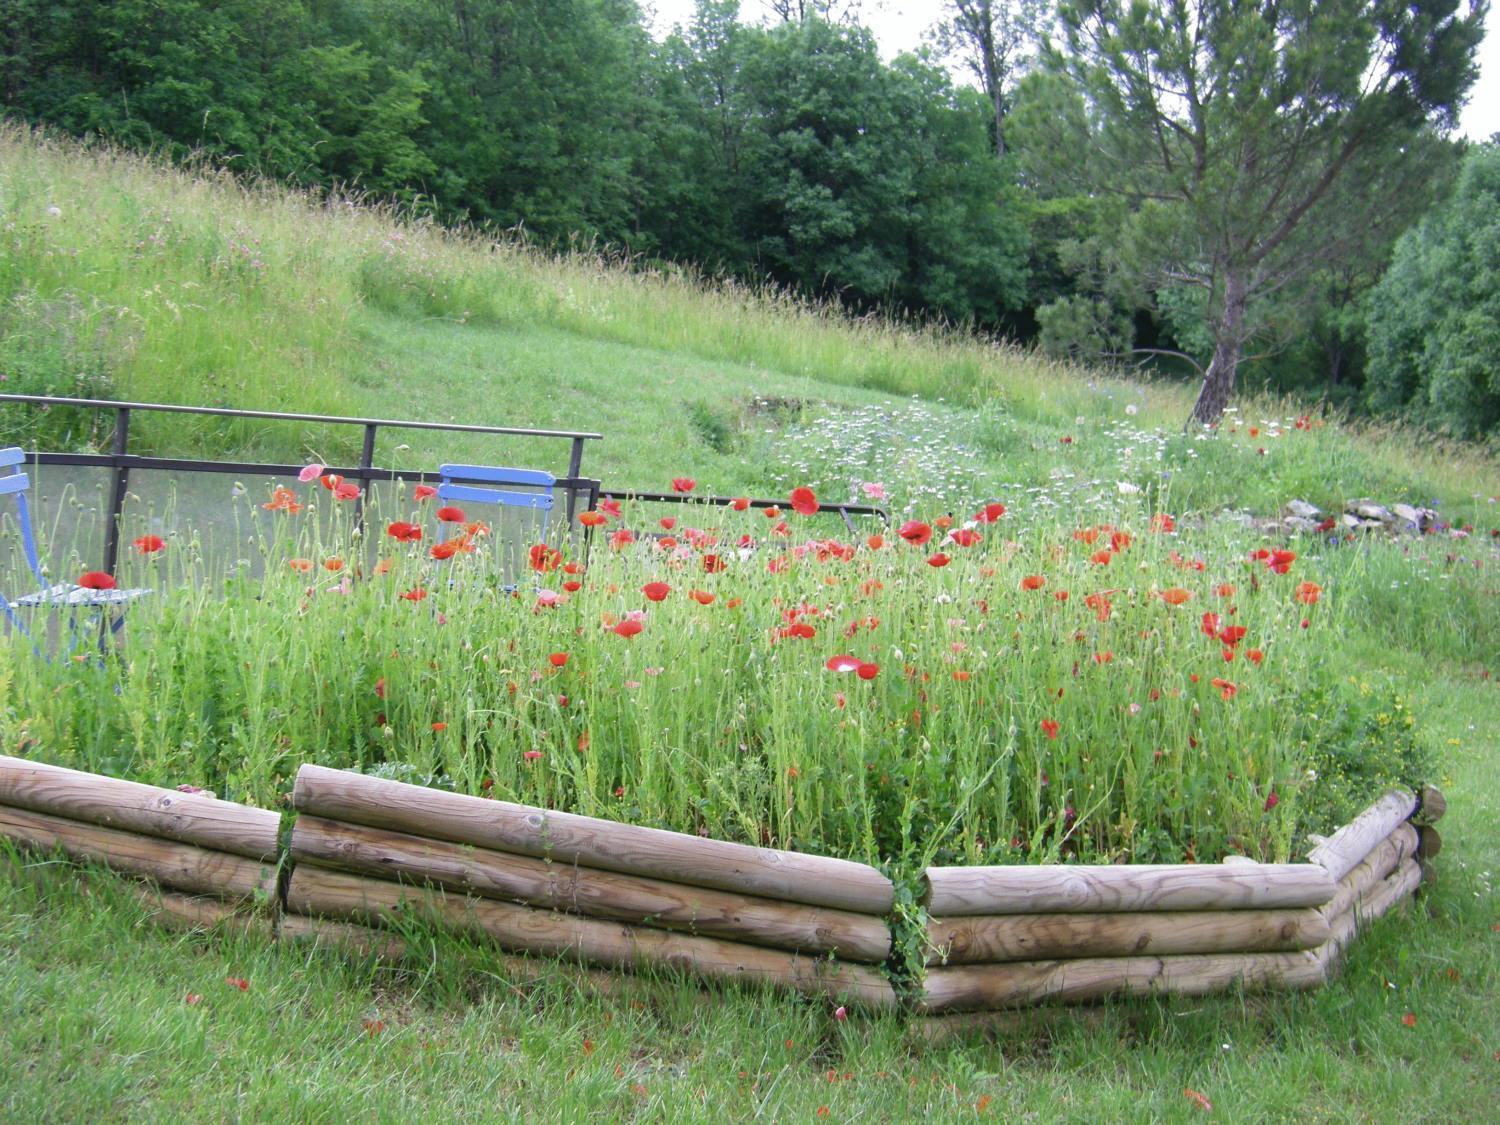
left=564, top=436, right=585, bottom=528
left=103, top=407, right=131, bottom=575
left=354, top=422, right=378, bottom=528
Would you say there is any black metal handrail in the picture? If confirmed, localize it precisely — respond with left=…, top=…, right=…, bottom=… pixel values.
left=1, top=393, right=602, bottom=572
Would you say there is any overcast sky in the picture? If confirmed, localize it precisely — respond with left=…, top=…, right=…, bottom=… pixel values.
left=645, top=1, right=1500, bottom=142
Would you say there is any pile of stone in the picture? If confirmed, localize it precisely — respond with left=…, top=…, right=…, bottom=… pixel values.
left=1277, top=498, right=1438, bottom=537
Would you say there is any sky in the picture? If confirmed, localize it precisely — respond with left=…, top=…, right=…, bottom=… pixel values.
left=644, top=1, right=1500, bottom=142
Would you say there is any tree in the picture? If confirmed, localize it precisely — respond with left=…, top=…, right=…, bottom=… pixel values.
left=1365, top=143, right=1500, bottom=438
left=1031, top=1, right=1485, bottom=427
left=929, top=0, right=1046, bottom=156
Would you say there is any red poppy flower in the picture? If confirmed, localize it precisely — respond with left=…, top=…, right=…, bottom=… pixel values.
left=562, top=580, right=582, bottom=592
left=826, top=655, right=861, bottom=673
left=435, top=506, right=465, bottom=523
left=132, top=535, right=165, bottom=554
left=1093, top=651, right=1113, bottom=664
left=771, top=520, right=790, bottom=537
left=789, top=487, right=818, bottom=516
left=1219, top=624, right=1247, bottom=646
left=763, top=506, right=782, bottom=519
left=528, top=544, right=562, bottom=572
left=78, top=571, right=117, bottom=590
left=898, top=520, right=932, bottom=546
left=613, top=619, right=643, bottom=638
left=549, top=652, right=569, bottom=667
left=262, top=487, right=302, bottom=513
left=778, top=622, right=816, bottom=640
left=659, top=516, right=677, bottom=531
left=1040, top=719, right=1060, bottom=740
left=934, top=516, right=953, bottom=530
left=670, top=477, right=696, bottom=493
left=1150, top=513, right=1176, bottom=533
left=431, top=722, right=448, bottom=732
left=1054, top=590, right=1069, bottom=601
left=927, top=553, right=951, bottom=568
left=855, top=662, right=880, bottom=680
left=1215, top=583, right=1236, bottom=597
left=1295, top=581, right=1321, bottom=605
left=689, top=589, right=715, bottom=605
left=524, top=750, right=544, bottom=761
left=1264, top=791, right=1279, bottom=811
left=374, top=678, right=386, bottom=699
left=599, top=498, right=622, bottom=518
left=226, top=977, right=250, bottom=991
left=1211, top=677, right=1238, bottom=699
left=702, top=553, right=726, bottom=573
left=609, top=528, right=636, bottom=549
left=1090, top=549, right=1112, bottom=565
left=287, top=558, right=313, bottom=574
left=430, top=540, right=460, bottom=560
left=731, top=497, right=750, bottom=511
left=1073, top=527, right=1101, bottom=544
left=642, top=581, right=671, bottom=602
left=1160, top=587, right=1192, bottom=606
left=974, top=502, right=1006, bottom=523
left=400, top=587, right=428, bottom=601
left=1201, top=612, right=1222, bottom=637
left=1246, top=648, right=1265, bottom=665
left=323, top=558, right=344, bottom=572
left=948, top=528, right=981, bottom=547
left=413, top=484, right=437, bottom=501
left=387, top=521, right=423, bottom=542
left=657, top=536, right=678, bottom=551
left=866, top=534, right=884, bottom=550
left=579, top=510, right=607, bottom=527
left=1085, top=592, right=1112, bottom=622
left=1021, top=575, right=1046, bottom=591
left=1110, top=530, right=1133, bottom=552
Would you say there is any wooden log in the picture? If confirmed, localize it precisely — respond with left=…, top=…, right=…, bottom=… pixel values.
left=1307, top=789, right=1417, bottom=883
left=1414, top=785, right=1446, bottom=825
left=1415, top=825, right=1441, bottom=859
left=276, top=914, right=412, bottom=962
left=293, top=764, right=893, bottom=915
left=122, top=882, right=274, bottom=938
left=0, top=803, right=278, bottom=902
left=923, top=861, right=1335, bottom=916
left=291, top=814, right=889, bottom=961
left=1313, top=858, right=1422, bottom=977
left=285, top=864, right=897, bottom=1010
left=1318, top=823, right=1417, bottom=922
left=924, top=905, right=1329, bottom=966
left=917, top=947, right=1326, bottom=1015
left=0, top=754, right=280, bottom=861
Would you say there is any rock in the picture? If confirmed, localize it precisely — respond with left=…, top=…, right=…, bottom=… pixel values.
left=1282, top=499, right=1323, bottom=520
left=1341, top=513, right=1362, bottom=530
left=1358, top=518, right=1385, bottom=531
left=1282, top=516, right=1321, bottom=535
left=1356, top=501, right=1395, bottom=522
left=1344, top=497, right=1375, bottom=515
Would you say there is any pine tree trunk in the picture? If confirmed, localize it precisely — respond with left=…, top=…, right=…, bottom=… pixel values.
left=1188, top=274, right=1248, bottom=428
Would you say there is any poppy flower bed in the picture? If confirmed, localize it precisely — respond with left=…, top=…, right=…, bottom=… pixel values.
left=0, top=471, right=1439, bottom=882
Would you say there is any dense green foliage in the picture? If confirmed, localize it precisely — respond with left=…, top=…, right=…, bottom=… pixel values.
left=1366, top=144, right=1500, bottom=438
left=0, top=1, right=1494, bottom=434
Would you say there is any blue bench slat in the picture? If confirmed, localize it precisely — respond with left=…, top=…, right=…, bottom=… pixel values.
left=0, top=472, right=30, bottom=496
left=439, top=464, right=555, bottom=487
left=436, top=482, right=554, bottom=510
left=0, top=447, right=25, bottom=468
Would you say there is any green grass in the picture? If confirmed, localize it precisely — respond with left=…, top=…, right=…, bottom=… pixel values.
left=2, top=122, right=1499, bottom=1118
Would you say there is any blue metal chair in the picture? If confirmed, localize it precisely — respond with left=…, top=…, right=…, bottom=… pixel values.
left=435, top=464, right=556, bottom=543
left=1, top=447, right=149, bottom=649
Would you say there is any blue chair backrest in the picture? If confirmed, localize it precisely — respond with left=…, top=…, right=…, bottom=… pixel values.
left=0, top=447, right=45, bottom=585
left=435, top=464, right=556, bottom=545
left=436, top=465, right=556, bottom=512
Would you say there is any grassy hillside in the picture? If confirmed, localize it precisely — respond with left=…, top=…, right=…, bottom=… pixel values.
left=2, top=123, right=1496, bottom=515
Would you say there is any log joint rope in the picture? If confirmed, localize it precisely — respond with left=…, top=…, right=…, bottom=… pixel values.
left=0, top=756, right=1441, bottom=1017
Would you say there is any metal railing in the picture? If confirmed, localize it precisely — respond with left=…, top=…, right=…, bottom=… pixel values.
left=0, top=394, right=603, bottom=573
left=596, top=488, right=889, bottom=534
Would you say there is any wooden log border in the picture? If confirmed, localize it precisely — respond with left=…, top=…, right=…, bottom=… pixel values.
left=0, top=755, right=1444, bottom=1018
